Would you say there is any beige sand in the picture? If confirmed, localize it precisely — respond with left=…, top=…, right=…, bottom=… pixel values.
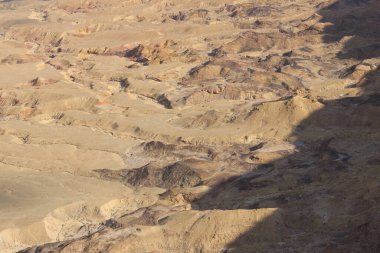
left=0, top=0, right=379, bottom=252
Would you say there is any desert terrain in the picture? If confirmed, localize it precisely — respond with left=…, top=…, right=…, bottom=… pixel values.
left=0, top=0, right=379, bottom=252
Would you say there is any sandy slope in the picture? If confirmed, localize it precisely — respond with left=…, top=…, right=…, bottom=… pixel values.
left=0, top=0, right=379, bottom=252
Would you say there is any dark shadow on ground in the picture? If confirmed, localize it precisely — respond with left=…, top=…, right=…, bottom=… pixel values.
left=192, top=1, right=380, bottom=252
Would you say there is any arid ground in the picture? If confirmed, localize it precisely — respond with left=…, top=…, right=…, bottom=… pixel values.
left=0, top=0, right=379, bottom=252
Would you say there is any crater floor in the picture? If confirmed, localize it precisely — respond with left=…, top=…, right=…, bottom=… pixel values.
left=0, top=0, right=379, bottom=252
